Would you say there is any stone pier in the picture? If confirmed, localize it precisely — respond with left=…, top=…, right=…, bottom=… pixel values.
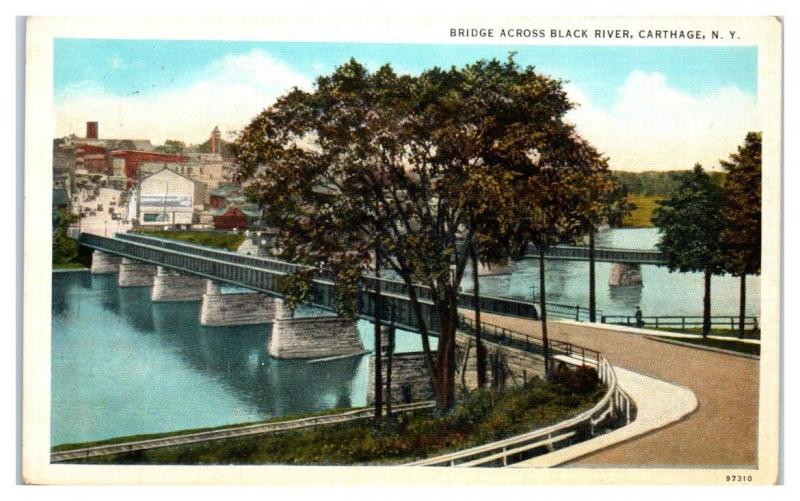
left=477, top=261, right=513, bottom=276
left=151, top=267, right=207, bottom=302
left=90, top=250, right=121, bottom=274
left=199, top=280, right=277, bottom=326
left=608, top=262, right=643, bottom=286
left=268, top=301, right=364, bottom=359
left=117, top=258, right=157, bottom=287
left=367, top=350, right=435, bottom=405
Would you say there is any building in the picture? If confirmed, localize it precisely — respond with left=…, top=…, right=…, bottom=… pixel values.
left=128, top=168, right=201, bottom=228
left=111, top=150, right=189, bottom=183
left=212, top=204, right=262, bottom=230
left=209, top=184, right=246, bottom=209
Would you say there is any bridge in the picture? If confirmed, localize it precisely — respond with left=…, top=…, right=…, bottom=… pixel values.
left=79, top=232, right=540, bottom=337
left=524, top=244, right=664, bottom=265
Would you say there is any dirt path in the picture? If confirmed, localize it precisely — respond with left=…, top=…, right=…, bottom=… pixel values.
left=464, top=311, right=759, bottom=468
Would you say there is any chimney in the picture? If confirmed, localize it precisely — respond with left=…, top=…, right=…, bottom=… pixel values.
left=210, top=126, right=220, bottom=154
left=86, top=121, right=99, bottom=139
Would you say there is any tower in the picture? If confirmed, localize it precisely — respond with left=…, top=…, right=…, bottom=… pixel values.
left=86, top=121, right=99, bottom=139
left=210, top=126, right=221, bottom=154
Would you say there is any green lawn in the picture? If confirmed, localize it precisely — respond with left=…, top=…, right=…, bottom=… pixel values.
left=53, top=262, right=87, bottom=270
left=66, top=368, right=605, bottom=465
left=621, top=195, right=663, bottom=228
left=648, top=334, right=760, bottom=356
left=133, top=230, right=246, bottom=252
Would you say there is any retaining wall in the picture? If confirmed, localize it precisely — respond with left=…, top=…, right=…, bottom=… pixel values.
left=366, top=351, right=435, bottom=405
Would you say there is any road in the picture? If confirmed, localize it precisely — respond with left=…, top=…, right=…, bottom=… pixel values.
left=462, top=311, right=759, bottom=467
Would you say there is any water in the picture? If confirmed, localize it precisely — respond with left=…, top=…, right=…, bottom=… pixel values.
left=51, top=228, right=760, bottom=445
left=51, top=272, right=430, bottom=446
left=473, top=228, right=760, bottom=319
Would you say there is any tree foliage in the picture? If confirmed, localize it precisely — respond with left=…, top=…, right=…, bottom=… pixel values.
left=720, top=132, right=761, bottom=278
left=53, top=208, right=79, bottom=265
left=234, top=56, right=614, bottom=408
left=154, top=139, right=186, bottom=155
left=652, top=164, right=725, bottom=274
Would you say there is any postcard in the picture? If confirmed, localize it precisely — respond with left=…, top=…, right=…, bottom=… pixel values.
left=23, top=15, right=782, bottom=484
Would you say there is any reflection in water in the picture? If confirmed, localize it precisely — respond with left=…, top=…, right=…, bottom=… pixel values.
left=50, top=228, right=759, bottom=445
left=51, top=272, right=425, bottom=446
left=607, top=284, right=644, bottom=311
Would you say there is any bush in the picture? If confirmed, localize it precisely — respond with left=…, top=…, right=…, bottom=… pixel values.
left=552, top=363, right=599, bottom=394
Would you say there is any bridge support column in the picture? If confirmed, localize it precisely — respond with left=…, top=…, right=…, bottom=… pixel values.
left=608, top=262, right=643, bottom=287
left=199, top=280, right=276, bottom=326
left=117, top=258, right=157, bottom=287
left=151, top=267, right=207, bottom=302
left=367, top=351, right=434, bottom=405
left=268, top=303, right=364, bottom=359
left=90, top=250, right=121, bottom=274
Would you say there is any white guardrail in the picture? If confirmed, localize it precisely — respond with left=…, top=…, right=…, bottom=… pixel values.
left=405, top=357, right=632, bottom=467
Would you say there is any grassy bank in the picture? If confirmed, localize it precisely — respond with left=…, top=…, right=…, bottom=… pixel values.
left=53, top=262, right=87, bottom=270
left=649, top=334, right=760, bottom=356
left=52, top=406, right=359, bottom=452
left=67, top=369, right=605, bottom=465
left=133, top=230, right=246, bottom=252
left=621, top=195, right=663, bottom=228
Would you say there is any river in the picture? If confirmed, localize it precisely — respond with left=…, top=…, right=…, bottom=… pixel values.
left=51, top=228, right=759, bottom=445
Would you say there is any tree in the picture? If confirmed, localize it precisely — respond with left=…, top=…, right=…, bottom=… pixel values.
left=53, top=208, right=79, bottom=265
left=652, top=164, right=725, bottom=336
left=234, top=56, right=597, bottom=409
left=720, top=132, right=761, bottom=338
left=155, top=139, right=186, bottom=155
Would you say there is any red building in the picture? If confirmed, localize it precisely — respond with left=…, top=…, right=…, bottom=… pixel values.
left=213, top=206, right=248, bottom=230
left=110, top=150, right=189, bottom=182
left=75, top=144, right=111, bottom=174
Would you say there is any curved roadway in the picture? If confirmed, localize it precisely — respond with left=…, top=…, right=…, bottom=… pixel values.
left=463, top=311, right=759, bottom=467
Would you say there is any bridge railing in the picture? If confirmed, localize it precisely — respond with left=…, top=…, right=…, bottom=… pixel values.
left=601, top=315, right=760, bottom=332
left=405, top=356, right=630, bottom=467
left=457, top=315, right=601, bottom=368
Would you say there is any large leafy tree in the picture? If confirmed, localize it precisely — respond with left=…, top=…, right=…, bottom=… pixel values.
left=52, top=208, right=79, bottom=265
left=720, top=132, right=761, bottom=338
left=652, top=164, right=725, bottom=336
left=234, top=56, right=600, bottom=409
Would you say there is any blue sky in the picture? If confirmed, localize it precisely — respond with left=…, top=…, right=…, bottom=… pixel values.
left=54, top=39, right=758, bottom=171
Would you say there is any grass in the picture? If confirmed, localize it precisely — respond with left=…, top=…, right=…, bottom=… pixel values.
left=652, top=335, right=760, bottom=356
left=53, top=262, right=87, bottom=270
left=133, top=230, right=246, bottom=252
left=52, top=406, right=360, bottom=452
left=65, top=369, right=605, bottom=465
left=621, top=195, right=663, bottom=228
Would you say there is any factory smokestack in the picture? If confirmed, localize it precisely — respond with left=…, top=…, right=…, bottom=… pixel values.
left=86, top=121, right=99, bottom=139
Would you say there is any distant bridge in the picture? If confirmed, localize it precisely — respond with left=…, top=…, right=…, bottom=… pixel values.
left=524, top=244, right=664, bottom=265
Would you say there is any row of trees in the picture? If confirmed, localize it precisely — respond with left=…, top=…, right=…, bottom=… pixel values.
left=652, top=132, right=762, bottom=338
left=233, top=56, right=630, bottom=413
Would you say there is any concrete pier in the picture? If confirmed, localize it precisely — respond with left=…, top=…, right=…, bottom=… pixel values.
left=117, top=258, right=157, bottom=287
left=199, top=280, right=277, bottom=326
left=367, top=351, right=435, bottom=405
left=151, top=267, right=207, bottom=302
left=90, top=250, right=121, bottom=274
left=268, top=301, right=364, bottom=359
left=608, top=263, right=643, bottom=286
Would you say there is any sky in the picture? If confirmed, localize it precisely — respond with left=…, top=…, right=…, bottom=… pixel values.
left=54, top=39, right=758, bottom=172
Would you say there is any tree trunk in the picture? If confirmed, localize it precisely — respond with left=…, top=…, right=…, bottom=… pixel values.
left=539, top=248, right=550, bottom=379
left=470, top=246, right=487, bottom=389
left=702, top=270, right=712, bottom=337
left=386, top=324, right=394, bottom=420
left=739, top=273, right=746, bottom=339
left=433, top=287, right=458, bottom=411
left=373, top=247, right=383, bottom=421
left=589, top=230, right=596, bottom=323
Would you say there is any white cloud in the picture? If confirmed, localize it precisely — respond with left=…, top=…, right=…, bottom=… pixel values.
left=56, top=49, right=312, bottom=145
left=565, top=71, right=757, bottom=171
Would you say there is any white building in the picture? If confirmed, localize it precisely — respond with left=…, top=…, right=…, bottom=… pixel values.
left=128, top=168, right=202, bottom=228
